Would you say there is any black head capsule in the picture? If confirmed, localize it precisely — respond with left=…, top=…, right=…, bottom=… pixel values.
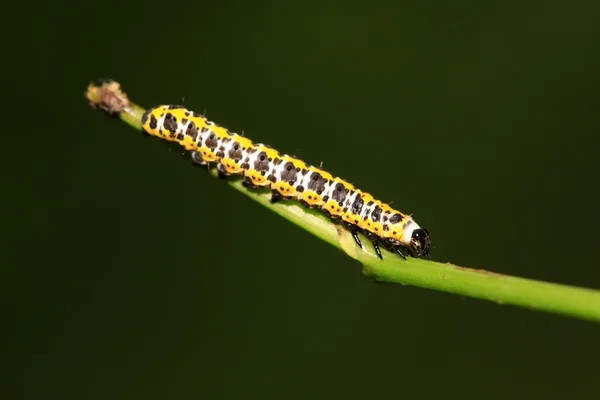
left=410, top=228, right=431, bottom=257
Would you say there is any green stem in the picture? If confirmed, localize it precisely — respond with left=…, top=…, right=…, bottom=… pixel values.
left=86, top=81, right=600, bottom=324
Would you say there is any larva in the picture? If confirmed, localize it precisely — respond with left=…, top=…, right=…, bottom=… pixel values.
left=141, top=105, right=431, bottom=259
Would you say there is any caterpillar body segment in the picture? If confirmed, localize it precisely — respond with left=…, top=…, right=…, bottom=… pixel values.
left=242, top=144, right=280, bottom=187
left=140, top=105, right=431, bottom=259
left=271, top=155, right=308, bottom=199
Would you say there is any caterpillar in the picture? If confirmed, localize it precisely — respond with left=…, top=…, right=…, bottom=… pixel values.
left=141, top=105, right=431, bottom=260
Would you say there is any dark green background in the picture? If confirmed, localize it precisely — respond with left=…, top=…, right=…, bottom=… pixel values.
left=5, top=0, right=600, bottom=398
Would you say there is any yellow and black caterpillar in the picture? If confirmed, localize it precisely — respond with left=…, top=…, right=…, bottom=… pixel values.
left=141, top=105, right=431, bottom=259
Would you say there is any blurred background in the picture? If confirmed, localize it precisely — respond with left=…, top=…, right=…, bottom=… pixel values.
left=4, top=0, right=600, bottom=398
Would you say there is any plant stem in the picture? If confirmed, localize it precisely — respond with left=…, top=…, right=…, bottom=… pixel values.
left=86, top=80, right=600, bottom=324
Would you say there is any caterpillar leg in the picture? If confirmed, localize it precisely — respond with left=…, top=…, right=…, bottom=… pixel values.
left=364, top=231, right=383, bottom=259
left=395, top=247, right=407, bottom=260
left=384, top=239, right=410, bottom=260
left=383, top=240, right=408, bottom=261
left=371, top=241, right=383, bottom=260
left=351, top=230, right=363, bottom=249
left=217, top=164, right=229, bottom=180
left=270, top=191, right=284, bottom=204
left=188, top=151, right=207, bottom=166
left=341, top=222, right=363, bottom=248
left=242, top=177, right=256, bottom=188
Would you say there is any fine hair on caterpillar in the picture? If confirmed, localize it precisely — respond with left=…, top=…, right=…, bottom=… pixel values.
left=141, top=105, right=431, bottom=259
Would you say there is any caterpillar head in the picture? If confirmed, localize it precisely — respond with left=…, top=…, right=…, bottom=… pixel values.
left=386, top=217, right=431, bottom=258
left=408, top=227, right=430, bottom=257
